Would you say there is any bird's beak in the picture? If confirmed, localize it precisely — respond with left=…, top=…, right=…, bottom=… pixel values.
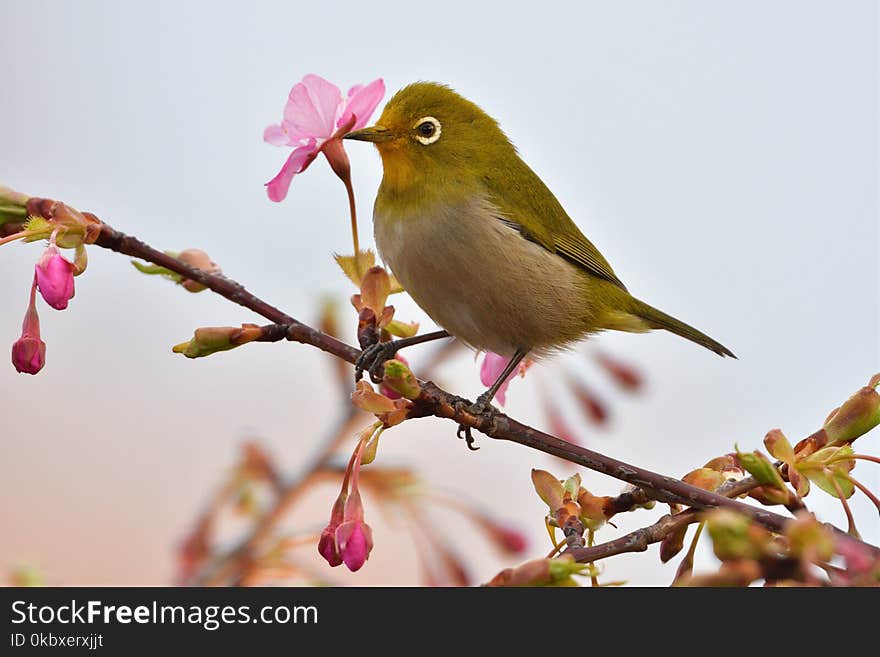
left=344, top=125, right=392, bottom=143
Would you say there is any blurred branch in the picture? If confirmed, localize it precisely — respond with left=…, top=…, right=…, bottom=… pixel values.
left=193, top=408, right=362, bottom=586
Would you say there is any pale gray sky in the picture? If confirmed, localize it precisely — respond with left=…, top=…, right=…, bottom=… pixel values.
left=1, top=1, right=877, bottom=585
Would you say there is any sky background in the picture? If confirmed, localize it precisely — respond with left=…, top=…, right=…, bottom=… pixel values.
left=1, top=1, right=877, bottom=586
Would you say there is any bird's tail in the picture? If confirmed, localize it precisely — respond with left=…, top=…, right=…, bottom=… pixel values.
left=628, top=298, right=736, bottom=358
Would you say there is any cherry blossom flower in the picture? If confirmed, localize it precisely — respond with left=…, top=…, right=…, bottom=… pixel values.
left=35, top=244, right=75, bottom=310
left=264, top=75, right=384, bottom=202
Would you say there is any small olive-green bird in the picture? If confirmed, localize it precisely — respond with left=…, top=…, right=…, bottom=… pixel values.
left=346, top=82, right=734, bottom=418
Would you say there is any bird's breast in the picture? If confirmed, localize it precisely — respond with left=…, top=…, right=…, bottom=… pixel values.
left=373, top=195, right=595, bottom=356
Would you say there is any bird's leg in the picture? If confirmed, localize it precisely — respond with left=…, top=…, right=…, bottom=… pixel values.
left=355, top=330, right=451, bottom=383
left=457, top=349, right=527, bottom=450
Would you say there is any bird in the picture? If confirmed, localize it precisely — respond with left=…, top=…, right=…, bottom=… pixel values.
left=345, top=82, right=734, bottom=443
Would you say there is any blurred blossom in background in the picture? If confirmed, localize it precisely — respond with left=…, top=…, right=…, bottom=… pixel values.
left=0, top=1, right=877, bottom=585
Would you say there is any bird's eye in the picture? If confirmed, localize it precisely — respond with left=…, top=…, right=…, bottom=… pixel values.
left=413, top=116, right=441, bottom=145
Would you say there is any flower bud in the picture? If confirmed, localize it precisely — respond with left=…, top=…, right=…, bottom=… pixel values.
left=359, top=266, right=392, bottom=317
left=318, top=494, right=346, bottom=568
left=485, top=555, right=587, bottom=587
left=566, top=375, right=608, bottom=426
left=0, top=185, right=29, bottom=225
left=385, top=319, right=419, bottom=338
left=334, top=485, right=374, bottom=572
left=705, top=509, right=772, bottom=561
left=660, top=524, right=689, bottom=563
left=785, top=512, right=834, bottom=562
left=11, top=281, right=46, bottom=375
left=531, top=469, right=565, bottom=511
left=748, top=485, right=796, bottom=507
left=12, top=335, right=45, bottom=375
left=593, top=350, right=642, bottom=392
left=317, top=528, right=342, bottom=568
left=381, top=357, right=421, bottom=400
left=173, top=324, right=262, bottom=358
left=682, top=467, right=726, bottom=492
left=485, top=523, right=528, bottom=555
left=35, top=245, right=75, bottom=310
left=823, top=383, right=880, bottom=446
left=176, top=248, right=222, bottom=293
left=735, top=447, right=786, bottom=492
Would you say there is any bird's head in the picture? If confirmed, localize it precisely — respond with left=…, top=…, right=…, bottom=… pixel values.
left=345, top=82, right=514, bottom=198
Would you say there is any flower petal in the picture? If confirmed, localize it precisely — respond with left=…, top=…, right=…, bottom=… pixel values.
left=284, top=75, right=342, bottom=139
left=35, top=247, right=76, bottom=310
left=265, top=139, right=318, bottom=202
left=480, top=352, right=515, bottom=405
left=263, top=123, right=290, bottom=146
left=341, top=78, right=385, bottom=130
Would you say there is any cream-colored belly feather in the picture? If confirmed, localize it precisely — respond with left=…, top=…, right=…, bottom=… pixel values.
left=374, top=197, right=595, bottom=357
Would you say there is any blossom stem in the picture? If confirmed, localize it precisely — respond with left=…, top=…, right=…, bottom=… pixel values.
left=587, top=529, right=599, bottom=587
left=673, top=520, right=704, bottom=583
left=343, top=175, right=360, bottom=258
left=829, top=471, right=859, bottom=537
left=848, top=454, right=880, bottom=465
left=847, top=474, right=880, bottom=515
left=0, top=229, right=37, bottom=247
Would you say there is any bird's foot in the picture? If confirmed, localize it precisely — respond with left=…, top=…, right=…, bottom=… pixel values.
left=455, top=392, right=497, bottom=451
left=355, top=341, right=398, bottom=384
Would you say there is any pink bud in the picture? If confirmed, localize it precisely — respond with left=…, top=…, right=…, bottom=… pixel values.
left=380, top=354, right=409, bottom=400
left=11, top=280, right=46, bottom=375
left=837, top=537, right=876, bottom=575
left=335, top=520, right=373, bottom=572
left=487, top=524, right=528, bottom=555
left=337, top=464, right=373, bottom=572
left=317, top=493, right=347, bottom=568
left=35, top=246, right=75, bottom=310
left=12, top=336, right=45, bottom=374
left=318, top=527, right=343, bottom=567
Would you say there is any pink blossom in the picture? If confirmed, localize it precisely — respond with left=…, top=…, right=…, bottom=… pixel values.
left=480, top=352, right=529, bottom=406
left=318, top=439, right=374, bottom=572
left=11, top=279, right=46, bottom=375
left=335, top=513, right=373, bottom=572
left=487, top=523, right=528, bottom=555
left=837, top=537, right=877, bottom=575
left=35, top=245, right=75, bottom=310
left=264, top=75, right=384, bottom=202
left=317, top=494, right=346, bottom=568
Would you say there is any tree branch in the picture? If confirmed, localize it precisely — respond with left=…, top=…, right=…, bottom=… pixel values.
left=82, top=220, right=880, bottom=558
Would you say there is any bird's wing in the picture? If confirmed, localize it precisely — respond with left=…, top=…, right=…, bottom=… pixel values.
left=486, top=158, right=628, bottom=291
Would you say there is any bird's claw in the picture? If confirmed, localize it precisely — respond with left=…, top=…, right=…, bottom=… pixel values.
left=455, top=393, right=496, bottom=451
left=457, top=423, right=479, bottom=451
left=355, top=341, right=398, bottom=384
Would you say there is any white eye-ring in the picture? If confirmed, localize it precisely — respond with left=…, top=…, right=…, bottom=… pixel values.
left=413, top=116, right=442, bottom=145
